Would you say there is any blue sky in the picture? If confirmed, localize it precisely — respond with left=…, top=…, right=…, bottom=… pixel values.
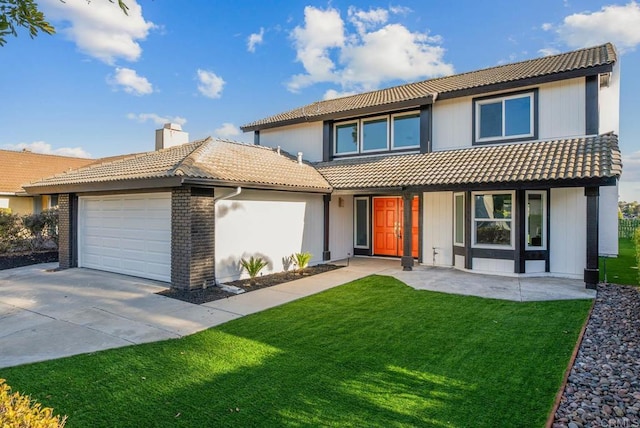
left=1, top=0, right=639, bottom=200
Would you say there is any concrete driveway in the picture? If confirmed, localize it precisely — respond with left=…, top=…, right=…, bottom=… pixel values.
left=0, top=259, right=595, bottom=369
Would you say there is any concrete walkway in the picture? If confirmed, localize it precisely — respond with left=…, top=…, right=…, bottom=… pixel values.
left=0, top=259, right=594, bottom=369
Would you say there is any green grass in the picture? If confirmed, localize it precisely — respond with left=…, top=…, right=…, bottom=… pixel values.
left=600, top=238, right=638, bottom=285
left=0, top=276, right=591, bottom=427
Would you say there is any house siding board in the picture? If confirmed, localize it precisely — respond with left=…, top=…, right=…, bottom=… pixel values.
left=260, top=122, right=324, bottom=162
left=598, top=184, right=618, bottom=256
left=599, top=61, right=620, bottom=134
left=432, top=97, right=472, bottom=151
left=472, top=258, right=515, bottom=274
left=550, top=187, right=586, bottom=277
left=215, top=189, right=324, bottom=283
left=423, top=192, right=453, bottom=266
left=329, top=195, right=353, bottom=261
left=538, top=78, right=585, bottom=139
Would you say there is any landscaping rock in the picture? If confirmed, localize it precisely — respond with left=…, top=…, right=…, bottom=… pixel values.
left=553, top=284, right=640, bottom=427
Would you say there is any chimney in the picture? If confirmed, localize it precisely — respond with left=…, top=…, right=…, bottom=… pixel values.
left=297, top=152, right=303, bottom=164
left=155, top=123, right=189, bottom=150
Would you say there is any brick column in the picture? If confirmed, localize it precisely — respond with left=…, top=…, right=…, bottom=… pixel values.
left=401, top=191, right=414, bottom=271
left=171, top=187, right=215, bottom=291
left=58, top=193, right=77, bottom=269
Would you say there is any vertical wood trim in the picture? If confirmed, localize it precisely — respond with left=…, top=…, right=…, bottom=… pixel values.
left=253, top=130, right=260, bottom=145
left=323, top=194, right=331, bottom=261
left=584, top=186, right=600, bottom=289
left=515, top=189, right=526, bottom=273
left=585, top=75, right=599, bottom=135
left=70, top=194, right=79, bottom=267
left=322, top=121, right=333, bottom=162
left=419, top=105, right=431, bottom=153
left=464, top=191, right=472, bottom=269
left=545, top=188, right=551, bottom=272
left=401, top=191, right=414, bottom=270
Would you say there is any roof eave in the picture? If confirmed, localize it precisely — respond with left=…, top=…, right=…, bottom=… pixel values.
left=182, top=178, right=332, bottom=194
left=23, top=176, right=185, bottom=195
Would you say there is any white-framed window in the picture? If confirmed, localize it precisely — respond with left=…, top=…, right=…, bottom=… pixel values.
left=526, top=191, right=546, bottom=250
left=472, top=191, right=515, bottom=248
left=474, top=91, right=536, bottom=144
left=334, top=121, right=359, bottom=155
left=334, top=110, right=421, bottom=155
left=354, top=197, right=369, bottom=248
left=391, top=112, right=420, bottom=149
left=453, top=192, right=465, bottom=246
left=362, top=116, right=389, bottom=152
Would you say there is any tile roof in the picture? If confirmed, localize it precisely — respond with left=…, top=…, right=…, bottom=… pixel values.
left=0, top=150, right=95, bottom=194
left=242, top=43, right=616, bottom=131
left=315, top=134, right=622, bottom=190
left=25, top=138, right=332, bottom=193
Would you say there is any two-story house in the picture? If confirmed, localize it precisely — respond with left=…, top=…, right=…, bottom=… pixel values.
left=24, top=44, right=622, bottom=291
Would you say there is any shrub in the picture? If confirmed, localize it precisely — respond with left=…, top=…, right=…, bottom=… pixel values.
left=22, top=209, right=59, bottom=250
left=240, top=256, right=268, bottom=285
left=0, top=378, right=66, bottom=427
left=0, top=212, right=27, bottom=253
left=292, top=252, right=312, bottom=274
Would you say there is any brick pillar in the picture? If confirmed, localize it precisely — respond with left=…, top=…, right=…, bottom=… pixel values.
left=171, top=187, right=215, bottom=291
left=401, top=191, right=414, bottom=271
left=58, top=193, right=77, bottom=269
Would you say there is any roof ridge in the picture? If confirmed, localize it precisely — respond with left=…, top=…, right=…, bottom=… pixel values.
left=0, top=148, right=93, bottom=160
left=165, top=137, right=213, bottom=176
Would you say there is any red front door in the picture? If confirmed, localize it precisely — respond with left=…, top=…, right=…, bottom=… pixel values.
left=373, top=197, right=419, bottom=257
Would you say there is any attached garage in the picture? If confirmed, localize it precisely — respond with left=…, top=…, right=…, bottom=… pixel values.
left=78, top=193, right=171, bottom=282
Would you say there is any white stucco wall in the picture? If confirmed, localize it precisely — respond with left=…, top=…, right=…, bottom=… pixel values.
left=423, top=192, right=453, bottom=266
left=215, top=189, right=324, bottom=283
left=550, top=187, right=587, bottom=277
left=259, top=122, right=324, bottom=162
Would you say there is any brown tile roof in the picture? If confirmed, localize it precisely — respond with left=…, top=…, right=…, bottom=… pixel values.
left=315, top=134, right=622, bottom=190
left=242, top=43, right=616, bottom=131
left=0, top=150, right=95, bottom=194
left=25, top=138, right=332, bottom=193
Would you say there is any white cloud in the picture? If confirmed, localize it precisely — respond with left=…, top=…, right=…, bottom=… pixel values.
left=127, top=113, right=187, bottom=126
left=40, top=0, right=155, bottom=64
left=247, top=27, right=265, bottom=52
left=3, top=141, right=91, bottom=158
left=214, top=123, right=241, bottom=138
left=554, top=2, right=640, bottom=52
left=538, top=47, right=561, bottom=56
left=288, top=6, right=453, bottom=93
left=323, top=89, right=358, bottom=100
left=109, top=67, right=153, bottom=95
left=197, top=69, right=225, bottom=99
left=541, top=23, right=553, bottom=31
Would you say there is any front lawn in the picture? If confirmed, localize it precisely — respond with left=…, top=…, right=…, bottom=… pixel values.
left=0, top=275, right=591, bottom=427
left=600, top=238, right=638, bottom=285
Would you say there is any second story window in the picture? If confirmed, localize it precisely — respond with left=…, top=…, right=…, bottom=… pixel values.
left=334, top=111, right=420, bottom=156
left=473, top=90, right=537, bottom=145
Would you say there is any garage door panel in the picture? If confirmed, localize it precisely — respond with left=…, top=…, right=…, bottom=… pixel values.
left=79, top=193, right=171, bottom=282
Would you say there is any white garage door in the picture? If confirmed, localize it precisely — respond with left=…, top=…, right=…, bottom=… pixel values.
left=79, top=193, right=171, bottom=282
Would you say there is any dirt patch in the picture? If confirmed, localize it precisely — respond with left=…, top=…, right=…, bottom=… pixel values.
left=0, top=251, right=58, bottom=270
left=158, top=264, right=343, bottom=305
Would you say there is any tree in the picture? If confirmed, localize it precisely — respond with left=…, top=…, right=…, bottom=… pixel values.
left=0, top=0, right=128, bottom=46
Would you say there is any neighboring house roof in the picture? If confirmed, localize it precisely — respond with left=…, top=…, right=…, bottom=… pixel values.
left=24, top=138, right=332, bottom=194
left=0, top=149, right=95, bottom=195
left=315, top=134, right=622, bottom=191
left=242, top=43, right=616, bottom=131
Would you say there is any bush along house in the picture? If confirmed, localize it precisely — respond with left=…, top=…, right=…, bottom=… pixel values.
left=24, top=44, right=622, bottom=290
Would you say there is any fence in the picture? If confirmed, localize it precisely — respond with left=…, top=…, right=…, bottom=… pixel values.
left=619, top=218, right=640, bottom=239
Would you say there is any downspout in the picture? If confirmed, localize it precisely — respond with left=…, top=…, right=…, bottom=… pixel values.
left=214, top=187, right=242, bottom=204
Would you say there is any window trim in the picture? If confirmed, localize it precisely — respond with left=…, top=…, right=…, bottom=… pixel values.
left=453, top=192, right=465, bottom=246
left=471, top=190, right=515, bottom=249
left=353, top=197, right=370, bottom=249
left=525, top=190, right=547, bottom=250
left=473, top=89, right=538, bottom=145
left=333, top=120, right=360, bottom=155
left=391, top=111, right=421, bottom=150
left=361, top=115, right=390, bottom=153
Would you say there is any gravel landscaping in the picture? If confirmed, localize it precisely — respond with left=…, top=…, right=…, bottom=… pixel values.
left=553, top=283, right=640, bottom=428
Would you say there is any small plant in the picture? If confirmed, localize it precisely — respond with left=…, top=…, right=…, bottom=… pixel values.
left=0, top=378, right=66, bottom=427
left=240, top=256, right=268, bottom=285
left=292, top=252, right=312, bottom=274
